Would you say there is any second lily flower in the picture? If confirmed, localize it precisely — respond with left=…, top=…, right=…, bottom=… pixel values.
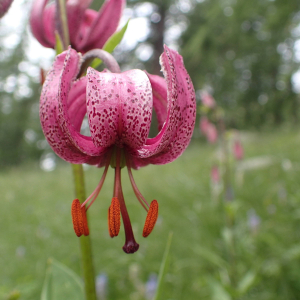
left=40, top=45, right=196, bottom=253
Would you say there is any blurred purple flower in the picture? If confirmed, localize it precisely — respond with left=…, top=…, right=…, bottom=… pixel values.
left=30, top=0, right=125, bottom=53
left=247, top=209, right=260, bottom=233
left=96, top=273, right=108, bottom=300
left=145, top=273, right=157, bottom=300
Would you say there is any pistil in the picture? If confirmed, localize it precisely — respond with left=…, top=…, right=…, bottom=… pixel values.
left=114, top=148, right=139, bottom=254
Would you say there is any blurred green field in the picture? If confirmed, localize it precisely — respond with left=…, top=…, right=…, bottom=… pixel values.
left=1, top=130, right=300, bottom=300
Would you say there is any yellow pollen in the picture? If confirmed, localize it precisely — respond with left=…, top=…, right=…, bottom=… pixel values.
left=143, top=200, right=159, bottom=238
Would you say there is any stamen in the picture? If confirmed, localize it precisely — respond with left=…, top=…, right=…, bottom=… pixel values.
left=81, top=206, right=90, bottom=236
left=126, top=157, right=149, bottom=211
left=143, top=200, right=159, bottom=238
left=108, top=197, right=121, bottom=237
left=81, top=159, right=110, bottom=210
left=71, top=199, right=84, bottom=237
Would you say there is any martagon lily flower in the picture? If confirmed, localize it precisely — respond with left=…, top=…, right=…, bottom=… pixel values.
left=40, top=46, right=196, bottom=253
left=30, top=0, right=125, bottom=53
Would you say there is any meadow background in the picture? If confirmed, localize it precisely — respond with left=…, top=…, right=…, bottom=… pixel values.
left=1, top=0, right=300, bottom=299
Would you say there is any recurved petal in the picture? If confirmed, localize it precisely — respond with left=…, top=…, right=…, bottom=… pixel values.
left=132, top=45, right=196, bottom=164
left=30, top=0, right=54, bottom=48
left=146, top=73, right=167, bottom=132
left=40, top=50, right=90, bottom=163
left=57, top=48, right=108, bottom=157
left=78, top=0, right=125, bottom=52
left=40, top=48, right=107, bottom=164
left=86, top=67, right=152, bottom=149
left=147, top=49, right=196, bottom=164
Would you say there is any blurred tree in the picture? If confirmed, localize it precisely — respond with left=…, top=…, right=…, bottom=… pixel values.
left=181, top=0, right=300, bottom=128
left=0, top=22, right=43, bottom=168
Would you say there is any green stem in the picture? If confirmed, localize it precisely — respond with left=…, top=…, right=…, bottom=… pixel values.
left=56, top=0, right=70, bottom=49
left=72, top=164, right=97, bottom=300
left=55, top=1, right=97, bottom=298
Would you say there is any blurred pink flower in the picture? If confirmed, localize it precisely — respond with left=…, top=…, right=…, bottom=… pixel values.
left=210, top=165, right=220, bottom=183
left=199, top=116, right=209, bottom=134
left=30, top=0, right=125, bottom=53
left=0, top=0, right=13, bottom=18
left=233, top=140, right=244, bottom=160
left=201, top=91, right=216, bottom=109
left=206, top=122, right=218, bottom=143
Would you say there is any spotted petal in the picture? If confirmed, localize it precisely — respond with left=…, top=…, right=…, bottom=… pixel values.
left=132, top=45, right=196, bottom=165
left=40, top=47, right=107, bottom=164
left=146, top=73, right=167, bottom=132
left=86, top=67, right=153, bottom=149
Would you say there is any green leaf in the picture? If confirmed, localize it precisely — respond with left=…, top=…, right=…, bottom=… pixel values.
left=90, top=20, right=130, bottom=69
left=237, top=271, right=256, bottom=295
left=41, top=258, right=84, bottom=300
left=153, top=232, right=173, bottom=300
left=208, top=278, right=232, bottom=300
left=55, top=31, right=64, bottom=55
left=193, top=246, right=229, bottom=269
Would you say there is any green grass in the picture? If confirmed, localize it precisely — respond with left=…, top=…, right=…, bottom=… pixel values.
left=1, top=130, right=300, bottom=300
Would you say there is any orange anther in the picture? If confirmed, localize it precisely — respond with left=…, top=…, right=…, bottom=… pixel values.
left=71, top=199, right=90, bottom=237
left=143, top=200, right=159, bottom=237
left=108, top=197, right=121, bottom=238
left=71, top=199, right=83, bottom=237
left=81, top=206, right=90, bottom=236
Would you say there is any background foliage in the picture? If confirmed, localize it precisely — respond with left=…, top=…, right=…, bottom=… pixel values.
left=1, top=0, right=300, bottom=166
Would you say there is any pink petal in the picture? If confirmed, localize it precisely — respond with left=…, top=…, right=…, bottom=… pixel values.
left=57, top=48, right=108, bottom=157
left=40, top=48, right=107, bottom=164
left=66, top=0, right=92, bottom=47
left=0, top=0, right=13, bottom=18
left=30, top=0, right=54, bottom=48
left=42, top=3, right=56, bottom=47
left=132, top=45, right=196, bottom=165
left=146, top=73, right=167, bottom=132
left=78, top=0, right=125, bottom=52
left=86, top=67, right=152, bottom=149
left=74, top=9, right=97, bottom=48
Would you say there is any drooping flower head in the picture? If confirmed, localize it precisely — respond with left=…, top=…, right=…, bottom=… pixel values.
left=40, top=46, right=196, bottom=253
left=30, top=0, right=125, bottom=53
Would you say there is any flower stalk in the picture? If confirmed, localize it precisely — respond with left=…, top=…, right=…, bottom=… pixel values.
left=72, top=164, right=97, bottom=300
left=54, top=0, right=96, bottom=298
